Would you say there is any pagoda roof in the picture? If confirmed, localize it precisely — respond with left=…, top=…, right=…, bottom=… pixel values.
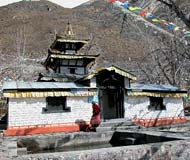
left=54, top=37, right=88, bottom=44
left=50, top=36, right=89, bottom=52
left=50, top=23, right=89, bottom=52
left=44, top=54, right=99, bottom=67
left=49, top=54, right=99, bottom=59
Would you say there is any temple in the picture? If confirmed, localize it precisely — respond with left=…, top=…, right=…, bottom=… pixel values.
left=2, top=23, right=187, bottom=136
left=38, top=23, right=99, bottom=82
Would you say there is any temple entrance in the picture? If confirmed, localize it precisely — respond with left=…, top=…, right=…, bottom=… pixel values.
left=96, top=70, right=125, bottom=120
left=99, top=88, right=124, bottom=119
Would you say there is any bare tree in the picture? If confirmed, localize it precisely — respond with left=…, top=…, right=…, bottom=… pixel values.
left=109, top=0, right=190, bottom=87
left=157, top=0, right=190, bottom=28
left=137, top=38, right=190, bottom=87
left=131, top=0, right=190, bottom=28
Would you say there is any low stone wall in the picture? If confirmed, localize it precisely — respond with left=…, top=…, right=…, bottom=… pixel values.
left=17, top=131, right=114, bottom=154
left=17, top=139, right=190, bottom=160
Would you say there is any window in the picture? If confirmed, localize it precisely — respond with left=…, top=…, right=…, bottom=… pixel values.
left=61, top=60, right=68, bottom=65
left=148, top=97, right=166, bottom=111
left=65, top=43, right=70, bottom=49
left=72, top=43, right=76, bottom=49
left=44, top=97, right=71, bottom=112
left=70, top=68, right=76, bottom=74
left=77, top=60, right=83, bottom=66
left=69, top=60, right=76, bottom=65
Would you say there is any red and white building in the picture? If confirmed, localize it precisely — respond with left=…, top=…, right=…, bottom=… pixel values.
left=2, top=24, right=187, bottom=136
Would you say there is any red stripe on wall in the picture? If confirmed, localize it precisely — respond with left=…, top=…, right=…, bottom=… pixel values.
left=4, top=122, right=90, bottom=136
left=132, top=117, right=187, bottom=127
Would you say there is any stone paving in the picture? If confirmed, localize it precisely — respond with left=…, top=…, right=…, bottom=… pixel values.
left=0, top=133, right=11, bottom=160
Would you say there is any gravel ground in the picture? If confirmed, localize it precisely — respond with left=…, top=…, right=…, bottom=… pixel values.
left=0, top=133, right=14, bottom=160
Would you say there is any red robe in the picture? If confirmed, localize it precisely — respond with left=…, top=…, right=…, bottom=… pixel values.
left=90, top=103, right=101, bottom=126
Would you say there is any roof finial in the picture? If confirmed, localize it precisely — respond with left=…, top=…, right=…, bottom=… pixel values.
left=64, top=22, right=74, bottom=38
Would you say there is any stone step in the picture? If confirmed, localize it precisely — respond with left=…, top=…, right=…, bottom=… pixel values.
left=97, top=125, right=140, bottom=132
left=100, top=119, right=135, bottom=127
left=115, top=126, right=141, bottom=131
left=96, top=126, right=113, bottom=132
left=100, top=122, right=135, bottom=127
left=150, top=122, right=190, bottom=131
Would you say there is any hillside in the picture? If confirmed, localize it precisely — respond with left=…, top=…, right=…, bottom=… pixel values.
left=0, top=0, right=190, bottom=88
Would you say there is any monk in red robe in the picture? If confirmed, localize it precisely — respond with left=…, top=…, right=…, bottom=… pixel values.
left=87, top=101, right=101, bottom=131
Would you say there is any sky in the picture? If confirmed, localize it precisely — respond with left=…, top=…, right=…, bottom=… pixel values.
left=0, top=0, right=90, bottom=8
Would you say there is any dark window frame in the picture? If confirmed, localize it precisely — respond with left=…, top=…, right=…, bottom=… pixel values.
left=70, top=68, right=76, bottom=74
left=148, top=97, right=166, bottom=111
left=44, top=96, right=71, bottom=113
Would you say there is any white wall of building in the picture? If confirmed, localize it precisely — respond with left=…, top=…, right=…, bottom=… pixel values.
left=124, top=96, right=184, bottom=119
left=8, top=97, right=92, bottom=127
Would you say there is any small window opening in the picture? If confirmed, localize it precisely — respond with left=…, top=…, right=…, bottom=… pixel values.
left=44, top=96, right=71, bottom=112
left=65, top=43, right=70, bottom=49
left=70, top=68, right=76, bottom=74
left=148, top=97, right=166, bottom=111
left=71, top=44, right=76, bottom=50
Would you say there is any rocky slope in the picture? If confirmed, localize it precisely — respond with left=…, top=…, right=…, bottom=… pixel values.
left=0, top=0, right=190, bottom=88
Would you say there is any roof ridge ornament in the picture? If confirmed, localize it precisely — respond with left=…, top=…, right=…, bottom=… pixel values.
left=64, top=22, right=74, bottom=38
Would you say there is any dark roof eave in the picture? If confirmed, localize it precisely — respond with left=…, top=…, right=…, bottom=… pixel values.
left=50, top=54, right=100, bottom=58
left=3, top=87, right=97, bottom=92
left=126, top=88, right=187, bottom=93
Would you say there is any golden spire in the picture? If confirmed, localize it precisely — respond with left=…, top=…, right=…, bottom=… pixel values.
left=64, top=22, right=74, bottom=38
